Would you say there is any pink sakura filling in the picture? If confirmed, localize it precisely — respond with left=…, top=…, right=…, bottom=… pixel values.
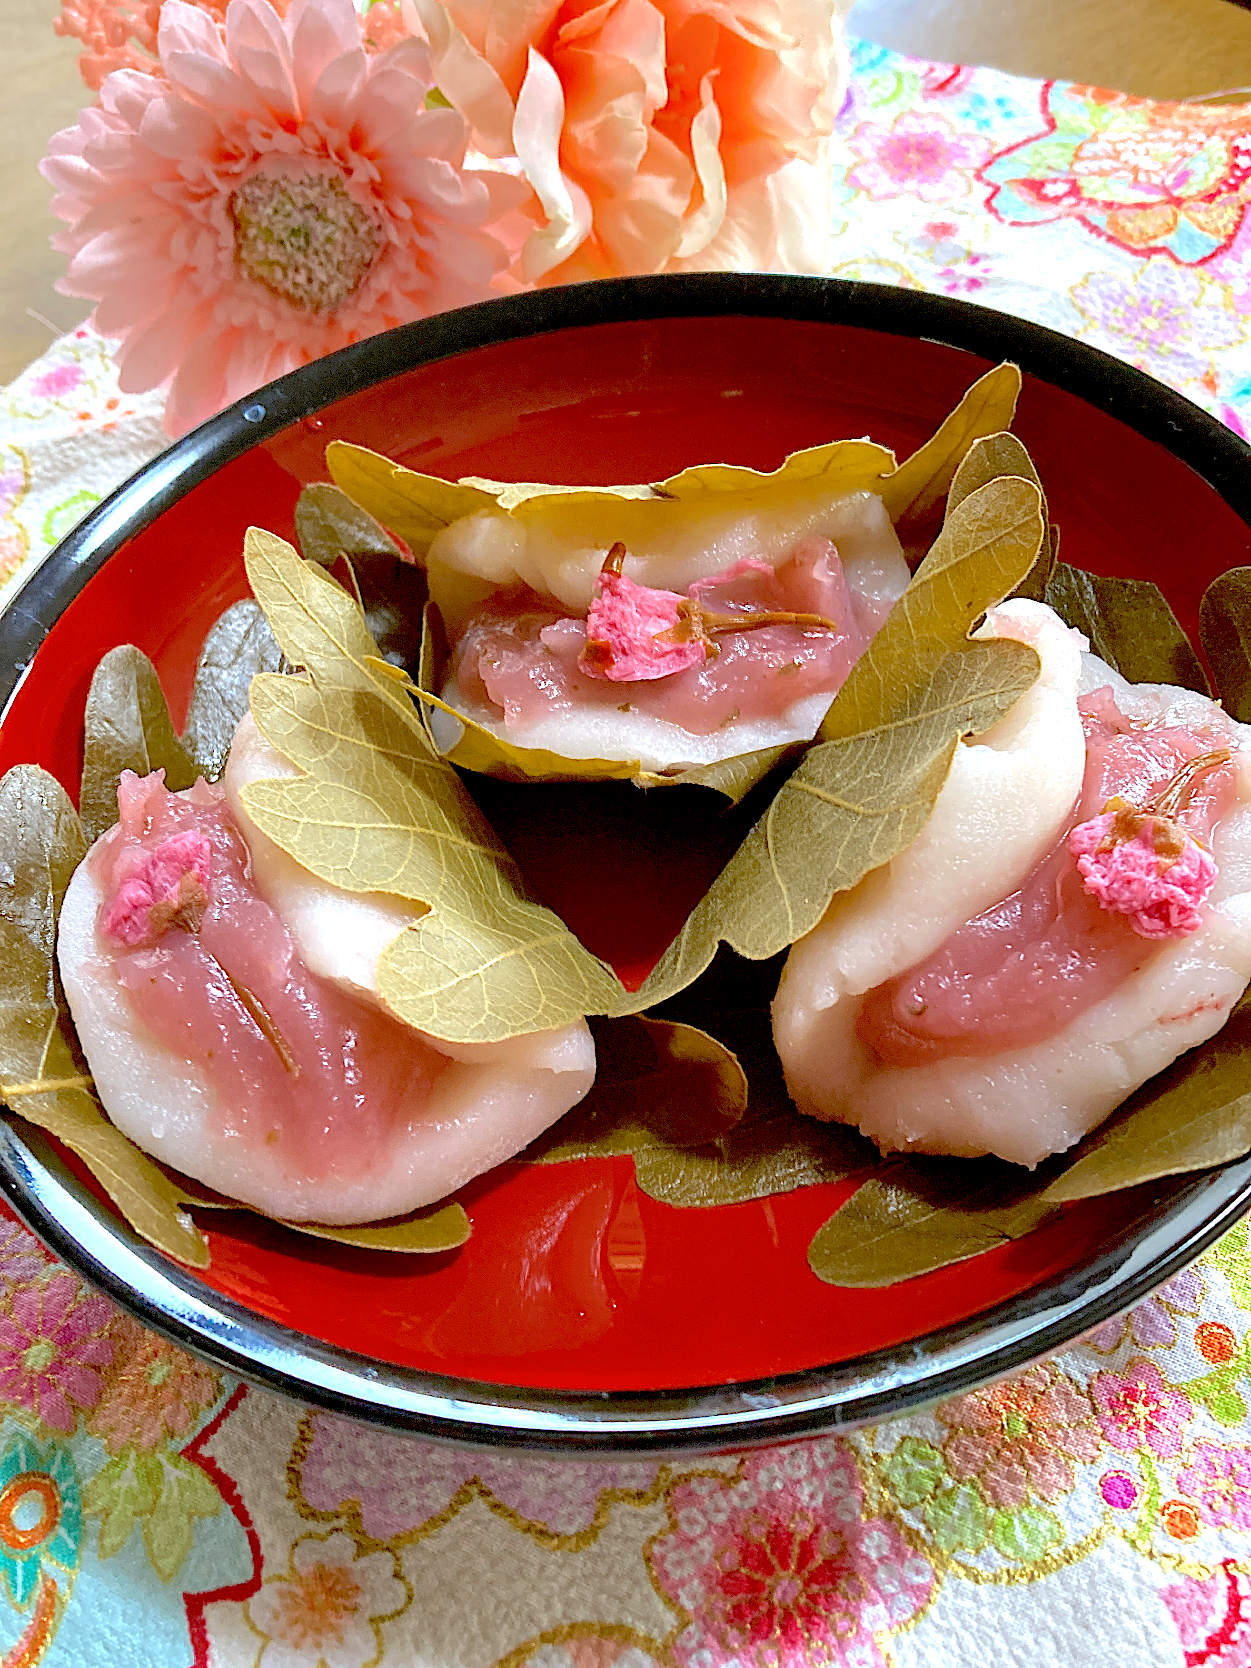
left=448, top=539, right=871, bottom=737
left=856, top=688, right=1238, bottom=1068
left=92, top=770, right=447, bottom=1183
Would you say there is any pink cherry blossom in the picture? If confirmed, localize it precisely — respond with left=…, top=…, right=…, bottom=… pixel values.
left=846, top=110, right=993, bottom=203
left=42, top=0, right=523, bottom=435
left=0, top=1276, right=115, bottom=1433
left=1177, top=1442, right=1251, bottom=1532
left=649, top=1439, right=933, bottom=1667
left=1070, top=810, right=1216, bottom=938
left=100, top=829, right=211, bottom=945
left=1089, top=1358, right=1194, bottom=1460
left=581, top=571, right=709, bottom=682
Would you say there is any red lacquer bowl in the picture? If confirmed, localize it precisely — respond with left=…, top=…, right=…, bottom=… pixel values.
left=3, top=275, right=1251, bottom=1454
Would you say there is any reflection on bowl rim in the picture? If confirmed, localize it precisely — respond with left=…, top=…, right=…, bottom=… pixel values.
left=2, top=274, right=1250, bottom=1456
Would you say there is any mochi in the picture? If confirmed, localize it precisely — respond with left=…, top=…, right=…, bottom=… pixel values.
left=57, top=720, right=596, bottom=1224
left=427, top=484, right=911, bottom=633
left=430, top=493, right=911, bottom=772
left=773, top=612, right=1251, bottom=1167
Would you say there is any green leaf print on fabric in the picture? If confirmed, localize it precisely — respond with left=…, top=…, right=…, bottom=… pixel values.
left=85, top=1448, right=221, bottom=1580
left=881, top=1436, right=947, bottom=1508
left=991, top=1504, right=1063, bottom=1562
left=923, top=1481, right=990, bottom=1554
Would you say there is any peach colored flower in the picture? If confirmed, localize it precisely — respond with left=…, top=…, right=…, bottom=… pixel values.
left=55, top=0, right=408, bottom=91
left=937, top=1364, right=1101, bottom=1510
left=43, top=0, right=524, bottom=436
left=53, top=0, right=205, bottom=91
left=88, top=1316, right=220, bottom=1453
left=409, top=0, right=848, bottom=282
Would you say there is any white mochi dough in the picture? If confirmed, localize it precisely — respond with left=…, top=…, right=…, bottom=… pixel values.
left=57, top=716, right=596, bottom=1223
left=431, top=490, right=911, bottom=770
left=772, top=621, right=1251, bottom=1166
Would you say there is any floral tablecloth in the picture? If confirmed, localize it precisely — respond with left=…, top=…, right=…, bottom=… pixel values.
left=3, top=36, right=1251, bottom=1668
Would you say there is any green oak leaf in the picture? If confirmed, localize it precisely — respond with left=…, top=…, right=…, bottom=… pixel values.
left=1200, top=567, right=1251, bottom=722
left=621, top=475, right=1044, bottom=1011
left=1044, top=562, right=1210, bottom=693
left=0, top=766, right=209, bottom=1267
left=79, top=647, right=198, bottom=842
left=181, top=600, right=284, bottom=782
left=239, top=528, right=625, bottom=1041
left=879, top=364, right=1021, bottom=560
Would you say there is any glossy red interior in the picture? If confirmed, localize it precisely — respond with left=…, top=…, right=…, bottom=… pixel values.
left=4, top=316, right=1249, bottom=1391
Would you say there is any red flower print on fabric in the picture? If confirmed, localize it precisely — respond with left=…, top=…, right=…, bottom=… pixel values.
left=650, top=1439, right=933, bottom=1667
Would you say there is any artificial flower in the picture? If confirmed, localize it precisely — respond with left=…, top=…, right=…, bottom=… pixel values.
left=43, top=0, right=524, bottom=435
left=54, top=0, right=410, bottom=92
left=53, top=0, right=197, bottom=91
left=407, top=0, right=849, bottom=282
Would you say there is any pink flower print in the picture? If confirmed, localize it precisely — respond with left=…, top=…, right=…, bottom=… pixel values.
left=1090, top=1358, right=1194, bottom=1459
left=1085, top=1269, right=1204, bottom=1353
left=938, top=252, right=993, bottom=294
left=1176, top=1443, right=1251, bottom=1532
left=846, top=111, right=993, bottom=203
left=0, top=1219, right=50, bottom=1303
left=248, top=1531, right=405, bottom=1668
left=88, top=1317, right=220, bottom=1453
left=1071, top=262, right=1247, bottom=390
left=0, top=1276, right=114, bottom=1433
left=296, top=1414, right=658, bottom=1542
left=650, top=1439, right=933, bottom=1668
left=28, top=364, right=83, bottom=402
left=937, top=1364, right=1100, bottom=1510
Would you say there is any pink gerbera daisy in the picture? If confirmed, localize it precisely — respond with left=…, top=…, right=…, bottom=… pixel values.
left=42, top=0, right=523, bottom=434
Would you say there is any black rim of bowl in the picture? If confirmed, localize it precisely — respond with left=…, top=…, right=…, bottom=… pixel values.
left=2, top=273, right=1250, bottom=1457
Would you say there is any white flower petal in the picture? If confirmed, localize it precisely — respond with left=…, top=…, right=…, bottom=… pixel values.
left=513, top=48, right=592, bottom=282
left=288, top=0, right=364, bottom=111
left=226, top=0, right=292, bottom=69
left=411, top=0, right=517, bottom=157
left=674, top=75, right=726, bottom=259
